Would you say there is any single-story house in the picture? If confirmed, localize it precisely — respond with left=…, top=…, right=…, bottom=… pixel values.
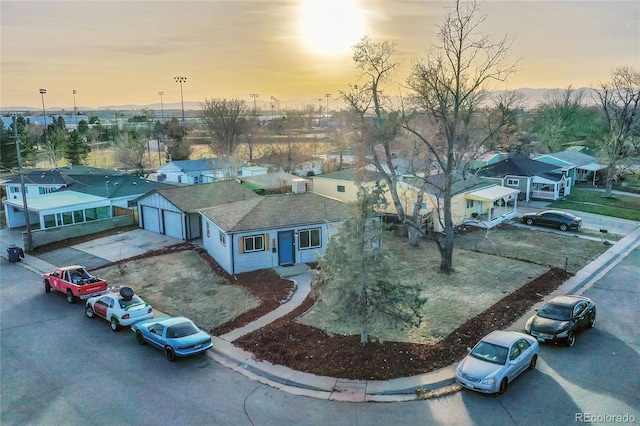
left=3, top=191, right=111, bottom=230
left=310, top=168, right=384, bottom=203
left=534, top=150, right=605, bottom=185
left=0, top=165, right=116, bottom=200
left=476, top=155, right=571, bottom=201
left=156, top=158, right=237, bottom=184
left=200, top=192, right=352, bottom=275
left=135, top=181, right=259, bottom=240
left=469, top=152, right=510, bottom=170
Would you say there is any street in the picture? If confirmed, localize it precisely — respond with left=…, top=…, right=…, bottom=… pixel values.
left=1, top=246, right=639, bottom=425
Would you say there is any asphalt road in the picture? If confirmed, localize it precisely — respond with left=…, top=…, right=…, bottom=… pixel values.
left=1, top=247, right=639, bottom=425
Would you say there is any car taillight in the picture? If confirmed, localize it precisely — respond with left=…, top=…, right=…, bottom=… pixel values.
left=148, top=307, right=153, bottom=313
left=122, top=313, right=130, bottom=319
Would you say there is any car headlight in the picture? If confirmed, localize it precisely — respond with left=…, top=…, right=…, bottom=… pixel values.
left=480, top=378, right=496, bottom=385
left=557, top=329, right=569, bottom=338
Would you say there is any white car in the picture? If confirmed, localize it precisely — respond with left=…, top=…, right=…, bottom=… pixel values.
left=85, top=287, right=153, bottom=331
left=455, top=330, right=539, bottom=394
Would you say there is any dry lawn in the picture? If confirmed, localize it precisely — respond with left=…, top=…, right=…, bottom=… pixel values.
left=298, top=226, right=611, bottom=343
left=96, top=250, right=259, bottom=331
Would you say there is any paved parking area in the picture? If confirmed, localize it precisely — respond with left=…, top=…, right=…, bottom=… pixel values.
left=71, top=228, right=182, bottom=262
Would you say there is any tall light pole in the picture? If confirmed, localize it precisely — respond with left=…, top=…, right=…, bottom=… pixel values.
left=72, top=89, right=78, bottom=128
left=39, top=89, right=47, bottom=150
left=249, top=93, right=259, bottom=111
left=157, top=91, right=164, bottom=164
left=12, top=114, right=33, bottom=251
left=324, top=93, right=331, bottom=128
left=174, top=76, right=187, bottom=135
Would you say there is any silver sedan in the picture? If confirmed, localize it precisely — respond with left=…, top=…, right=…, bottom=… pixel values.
left=455, top=330, right=540, bottom=394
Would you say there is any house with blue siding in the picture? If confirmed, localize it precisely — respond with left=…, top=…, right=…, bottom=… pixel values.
left=156, top=158, right=237, bottom=184
left=200, top=192, right=351, bottom=275
left=534, top=150, right=605, bottom=186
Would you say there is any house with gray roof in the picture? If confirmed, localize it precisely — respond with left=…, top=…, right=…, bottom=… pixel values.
left=476, top=155, right=570, bottom=201
left=200, top=192, right=352, bottom=274
left=534, top=149, right=605, bottom=186
left=135, top=181, right=259, bottom=240
left=156, top=158, right=237, bottom=184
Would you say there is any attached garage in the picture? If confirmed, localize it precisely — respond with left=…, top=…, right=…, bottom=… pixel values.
left=163, top=210, right=184, bottom=239
left=142, top=206, right=160, bottom=233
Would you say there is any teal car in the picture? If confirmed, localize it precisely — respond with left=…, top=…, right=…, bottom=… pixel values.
left=132, top=316, right=213, bottom=361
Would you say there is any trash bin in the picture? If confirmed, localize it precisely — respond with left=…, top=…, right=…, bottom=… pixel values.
left=7, top=245, right=22, bottom=263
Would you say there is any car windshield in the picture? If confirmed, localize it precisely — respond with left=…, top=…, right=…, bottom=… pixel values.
left=538, top=303, right=572, bottom=321
left=470, top=341, right=508, bottom=365
left=118, top=295, right=144, bottom=309
left=166, top=321, right=199, bottom=338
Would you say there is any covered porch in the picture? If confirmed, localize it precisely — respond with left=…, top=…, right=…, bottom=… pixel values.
left=464, top=185, right=520, bottom=229
left=531, top=175, right=570, bottom=200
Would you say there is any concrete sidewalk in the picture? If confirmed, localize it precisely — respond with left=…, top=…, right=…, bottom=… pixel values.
left=3, top=224, right=640, bottom=402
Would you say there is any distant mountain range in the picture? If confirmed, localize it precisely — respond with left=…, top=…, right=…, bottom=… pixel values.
left=1, top=88, right=599, bottom=113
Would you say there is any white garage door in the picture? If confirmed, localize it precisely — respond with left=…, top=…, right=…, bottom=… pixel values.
left=163, top=210, right=183, bottom=240
left=142, top=206, right=160, bottom=233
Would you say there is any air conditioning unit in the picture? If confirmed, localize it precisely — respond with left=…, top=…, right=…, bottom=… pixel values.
left=292, top=178, right=307, bottom=193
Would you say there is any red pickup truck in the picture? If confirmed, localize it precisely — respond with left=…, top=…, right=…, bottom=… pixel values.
left=44, top=265, right=108, bottom=304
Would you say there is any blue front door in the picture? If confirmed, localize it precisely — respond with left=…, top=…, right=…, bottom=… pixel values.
left=278, top=230, right=295, bottom=265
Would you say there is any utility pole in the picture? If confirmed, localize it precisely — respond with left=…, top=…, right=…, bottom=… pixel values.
left=249, top=93, right=259, bottom=110
left=72, top=89, right=78, bottom=128
left=174, top=76, right=187, bottom=135
left=12, top=114, right=33, bottom=251
left=158, top=91, right=164, bottom=165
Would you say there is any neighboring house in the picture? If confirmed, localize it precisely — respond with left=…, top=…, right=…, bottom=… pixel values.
left=3, top=191, right=111, bottom=230
left=238, top=171, right=311, bottom=195
left=135, top=181, right=259, bottom=240
left=200, top=192, right=352, bottom=274
left=0, top=165, right=116, bottom=200
left=476, top=155, right=571, bottom=201
left=534, top=150, right=605, bottom=186
left=291, top=158, right=323, bottom=177
left=318, top=147, right=359, bottom=172
left=311, top=168, right=384, bottom=203
left=156, top=158, right=236, bottom=184
left=2, top=166, right=173, bottom=230
left=398, top=175, right=520, bottom=232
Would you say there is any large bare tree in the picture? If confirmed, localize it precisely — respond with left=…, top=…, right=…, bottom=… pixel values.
left=404, top=0, right=519, bottom=273
left=200, top=98, right=251, bottom=159
left=341, top=36, right=430, bottom=246
left=593, top=66, right=640, bottom=197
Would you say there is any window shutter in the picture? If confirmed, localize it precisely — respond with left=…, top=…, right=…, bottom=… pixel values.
left=239, top=237, right=245, bottom=254
left=264, top=235, right=269, bottom=250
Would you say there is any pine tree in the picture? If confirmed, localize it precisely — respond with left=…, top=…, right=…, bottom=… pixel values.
left=316, top=185, right=426, bottom=344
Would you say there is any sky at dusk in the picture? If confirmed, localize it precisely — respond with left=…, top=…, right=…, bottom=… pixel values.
left=1, top=0, right=638, bottom=110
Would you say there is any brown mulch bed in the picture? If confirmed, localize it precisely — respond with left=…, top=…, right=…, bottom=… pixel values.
left=230, top=268, right=571, bottom=380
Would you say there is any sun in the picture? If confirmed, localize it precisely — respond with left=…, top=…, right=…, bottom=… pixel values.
left=299, top=0, right=366, bottom=56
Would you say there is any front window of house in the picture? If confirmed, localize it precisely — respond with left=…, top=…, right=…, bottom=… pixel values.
left=299, top=228, right=321, bottom=249
left=337, top=185, right=345, bottom=193
left=466, top=199, right=474, bottom=209
left=506, top=179, right=519, bottom=186
left=219, top=230, right=225, bottom=246
left=243, top=235, right=264, bottom=253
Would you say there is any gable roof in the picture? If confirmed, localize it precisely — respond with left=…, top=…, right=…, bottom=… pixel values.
left=57, top=174, right=175, bottom=199
left=200, top=192, right=351, bottom=232
left=3, top=191, right=106, bottom=211
left=535, top=150, right=597, bottom=167
left=149, top=180, right=259, bottom=212
left=476, top=155, right=562, bottom=181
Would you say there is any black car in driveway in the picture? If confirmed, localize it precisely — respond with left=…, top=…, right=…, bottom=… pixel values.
left=525, top=295, right=596, bottom=347
left=521, top=210, right=582, bottom=231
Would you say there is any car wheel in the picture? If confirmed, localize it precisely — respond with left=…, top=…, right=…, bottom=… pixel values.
left=498, top=378, right=508, bottom=395
left=110, top=318, right=120, bottom=332
left=588, top=312, right=596, bottom=328
left=526, top=218, right=534, bottom=226
left=136, top=330, right=146, bottom=345
left=566, top=330, right=576, bottom=347
left=85, top=306, right=95, bottom=318
left=528, top=354, right=537, bottom=370
left=66, top=290, right=77, bottom=304
left=165, top=346, right=176, bottom=362
left=45, top=281, right=51, bottom=293
left=559, top=223, right=568, bottom=231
